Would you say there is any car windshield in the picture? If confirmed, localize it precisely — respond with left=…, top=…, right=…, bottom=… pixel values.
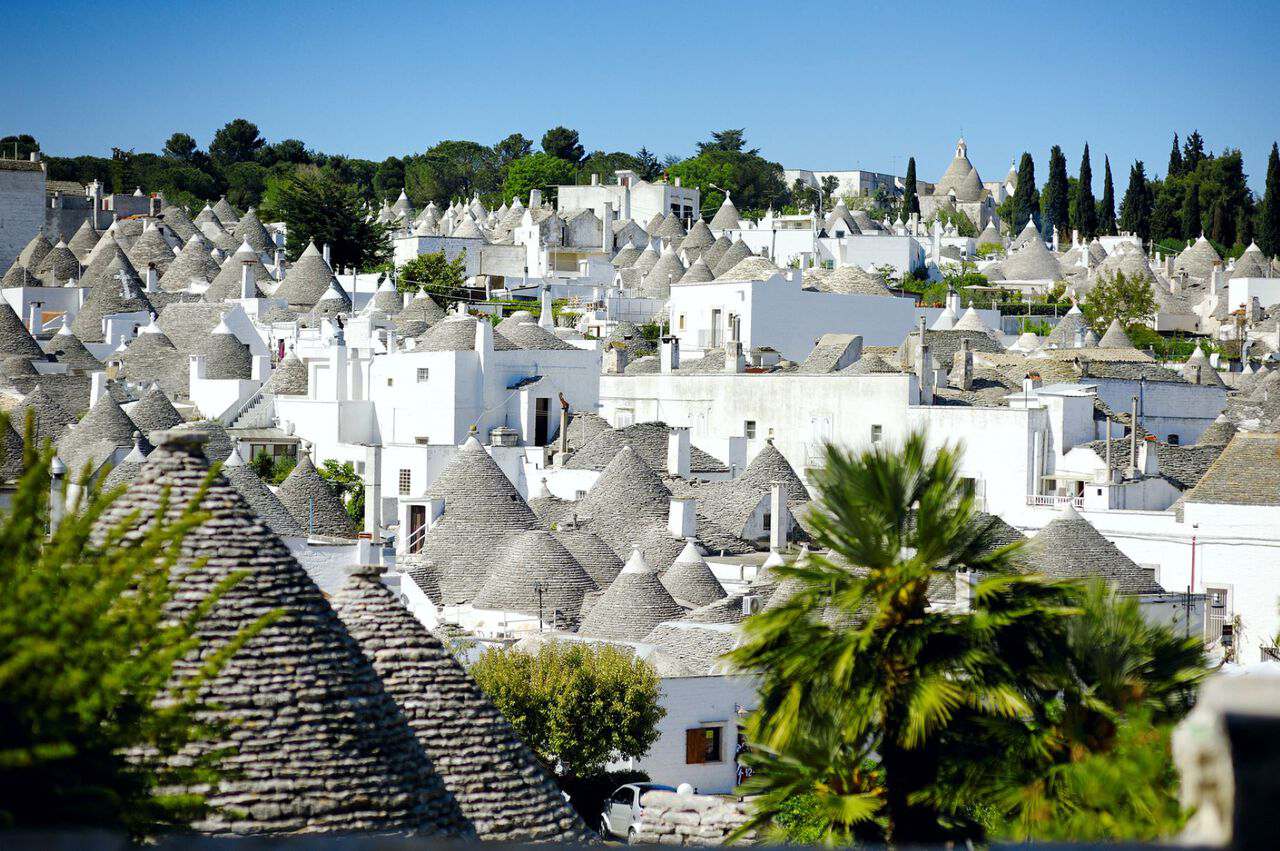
left=639, top=783, right=676, bottom=792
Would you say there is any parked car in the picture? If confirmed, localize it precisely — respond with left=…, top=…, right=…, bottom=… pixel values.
left=599, top=782, right=677, bottom=840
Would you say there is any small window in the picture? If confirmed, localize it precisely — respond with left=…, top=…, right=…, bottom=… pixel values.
left=386, top=377, right=394, bottom=386
left=415, top=436, right=430, bottom=445
left=574, top=490, right=587, bottom=500
left=1168, top=434, right=1180, bottom=446
left=685, top=727, right=723, bottom=764
left=398, top=469, right=411, bottom=496
left=871, top=424, right=883, bottom=442
left=678, top=314, right=686, bottom=330
left=416, top=367, right=430, bottom=383
left=744, top=420, right=757, bottom=439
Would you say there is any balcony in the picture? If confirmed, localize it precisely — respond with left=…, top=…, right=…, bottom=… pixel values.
left=1026, top=493, right=1084, bottom=509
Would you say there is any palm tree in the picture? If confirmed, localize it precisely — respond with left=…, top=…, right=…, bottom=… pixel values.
left=729, top=430, right=1207, bottom=845
left=728, top=431, right=1077, bottom=844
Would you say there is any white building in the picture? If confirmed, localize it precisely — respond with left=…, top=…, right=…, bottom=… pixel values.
left=557, top=170, right=700, bottom=229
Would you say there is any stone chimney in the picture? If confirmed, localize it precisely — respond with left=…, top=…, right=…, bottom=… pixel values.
left=539, top=288, right=554, bottom=329
left=590, top=173, right=599, bottom=186
left=660, top=335, right=680, bottom=373
left=601, top=201, right=614, bottom=253
left=240, top=260, right=255, bottom=299
left=668, top=497, right=696, bottom=538
left=274, top=247, right=287, bottom=280
left=955, top=337, right=974, bottom=391
left=723, top=339, right=745, bottom=373
left=363, top=443, right=382, bottom=541
left=667, top=428, right=691, bottom=478
left=769, top=483, right=788, bottom=551
left=529, top=189, right=543, bottom=208
left=322, top=243, right=331, bottom=266
left=604, top=344, right=629, bottom=374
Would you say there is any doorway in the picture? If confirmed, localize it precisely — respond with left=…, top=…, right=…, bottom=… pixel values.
left=408, top=505, right=426, bottom=553
left=535, top=397, right=551, bottom=446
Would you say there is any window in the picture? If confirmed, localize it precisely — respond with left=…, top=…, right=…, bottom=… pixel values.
left=415, top=436, right=430, bottom=445
left=416, top=367, right=430, bottom=383
left=1168, top=434, right=1180, bottom=446
left=386, top=377, right=394, bottom=386
left=398, top=469, right=411, bottom=496
left=685, top=727, right=723, bottom=764
left=744, top=420, right=757, bottom=439
left=871, top=424, right=883, bottom=443
left=678, top=313, right=686, bottom=330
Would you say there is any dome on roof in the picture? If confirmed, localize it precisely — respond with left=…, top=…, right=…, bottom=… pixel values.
left=125, top=226, right=176, bottom=276
left=952, top=305, right=993, bottom=334
left=472, top=530, right=597, bottom=625
left=611, top=245, right=641, bottom=268
left=702, top=234, right=733, bottom=270
left=676, top=256, right=715, bottom=284
left=278, top=451, right=358, bottom=539
left=951, top=167, right=986, bottom=202
left=1231, top=243, right=1268, bottom=279
left=1022, top=503, right=1161, bottom=593
left=817, top=265, right=892, bottom=296
left=552, top=528, right=624, bottom=588
left=933, top=138, right=981, bottom=197
left=414, top=314, right=517, bottom=352
left=631, top=245, right=660, bottom=277
left=660, top=539, right=725, bottom=607
left=66, top=219, right=100, bottom=263
left=44, top=325, right=102, bottom=372
left=1097, top=318, right=1136, bottom=349
left=231, top=208, right=274, bottom=256
left=578, top=548, right=685, bottom=641
left=211, top=196, right=240, bottom=224
left=655, top=212, right=686, bottom=241
left=682, top=219, right=715, bottom=250
left=1174, top=236, right=1222, bottom=282
left=17, top=233, right=52, bottom=270
left=34, top=240, right=81, bottom=284
left=274, top=241, right=343, bottom=309
left=126, top=384, right=183, bottom=432
left=159, top=205, right=198, bottom=242
left=204, top=243, right=271, bottom=301
left=641, top=245, right=686, bottom=297
left=999, top=232, right=1063, bottom=281
left=14, top=385, right=76, bottom=445
left=199, top=324, right=253, bottom=379
left=263, top=350, right=308, bottom=395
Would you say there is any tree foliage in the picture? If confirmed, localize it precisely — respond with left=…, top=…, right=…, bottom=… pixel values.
left=502, top=152, right=576, bottom=204
left=1260, top=142, right=1280, bottom=257
left=162, top=132, right=197, bottom=161
left=317, top=459, right=364, bottom=524
left=1041, top=145, right=1070, bottom=240
left=470, top=642, right=665, bottom=778
left=397, top=249, right=467, bottom=296
left=668, top=129, right=787, bottom=218
left=0, top=134, right=40, bottom=159
left=1012, top=152, right=1039, bottom=234
left=1119, top=161, right=1153, bottom=240
left=1073, top=143, right=1099, bottom=239
left=1100, top=156, right=1118, bottom=235
left=0, top=415, right=274, bottom=836
left=1083, top=270, right=1157, bottom=332
left=260, top=166, right=389, bottom=271
left=209, top=118, right=264, bottom=166
left=541, top=126, right=584, bottom=164
left=728, top=431, right=1205, bottom=846
left=901, top=157, right=919, bottom=220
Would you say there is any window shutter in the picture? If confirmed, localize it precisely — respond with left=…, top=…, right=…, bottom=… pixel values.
left=685, top=729, right=704, bottom=764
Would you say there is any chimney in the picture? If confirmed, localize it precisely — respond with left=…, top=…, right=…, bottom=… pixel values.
left=660, top=335, right=680, bottom=373
left=539, top=288, right=554, bottom=329
left=956, top=337, right=974, bottom=391
left=769, top=483, right=788, bottom=551
left=604, top=344, right=629, bottom=374
left=364, top=444, right=383, bottom=541
left=529, top=189, right=542, bottom=208
left=1074, top=325, right=1085, bottom=348
left=240, top=260, right=256, bottom=299
left=667, top=428, right=691, bottom=478
left=622, top=181, right=631, bottom=221
left=188, top=354, right=206, bottom=384
left=1128, top=396, right=1140, bottom=477
left=274, top=248, right=286, bottom=280
left=427, top=496, right=445, bottom=527
left=1104, top=416, right=1113, bottom=478
left=668, top=497, right=697, bottom=539
left=143, top=262, right=158, bottom=293
left=601, top=201, right=614, bottom=253
left=916, top=338, right=932, bottom=405
left=89, top=371, right=107, bottom=405
left=723, top=339, right=745, bottom=373
left=322, top=243, right=331, bottom=265
left=590, top=173, right=599, bottom=186
left=26, top=301, right=42, bottom=334
left=251, top=354, right=271, bottom=381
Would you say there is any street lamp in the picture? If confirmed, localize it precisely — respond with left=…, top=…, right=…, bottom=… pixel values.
left=533, top=580, right=545, bottom=632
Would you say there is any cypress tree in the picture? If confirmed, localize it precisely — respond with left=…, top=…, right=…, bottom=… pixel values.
left=1011, top=152, right=1038, bottom=233
left=1183, top=131, right=1206, bottom=173
left=1042, top=145, right=1070, bottom=240
left=1167, top=133, right=1183, bottom=178
left=1119, top=161, right=1152, bottom=241
left=901, top=157, right=919, bottom=219
left=1180, top=179, right=1201, bottom=239
left=1100, top=156, right=1117, bottom=235
left=1074, top=144, right=1098, bottom=239
left=1210, top=200, right=1227, bottom=245
left=1258, top=142, right=1280, bottom=257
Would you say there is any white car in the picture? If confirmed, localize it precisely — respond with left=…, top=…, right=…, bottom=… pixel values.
left=599, top=782, right=676, bottom=840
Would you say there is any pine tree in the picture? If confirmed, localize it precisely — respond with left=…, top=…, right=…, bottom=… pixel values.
left=1166, top=134, right=1183, bottom=179
left=1042, top=145, right=1070, bottom=240
left=1119, top=161, right=1152, bottom=241
left=1180, top=179, right=1201, bottom=240
left=1258, top=142, right=1280, bottom=257
left=900, top=157, right=919, bottom=220
left=1012, top=152, right=1038, bottom=233
left=1074, top=144, right=1099, bottom=239
left=1183, top=131, right=1206, bottom=173
left=1100, top=156, right=1117, bottom=235
left=1210, top=200, right=1228, bottom=245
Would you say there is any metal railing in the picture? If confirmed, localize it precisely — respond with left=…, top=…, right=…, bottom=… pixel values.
left=1026, top=493, right=1084, bottom=509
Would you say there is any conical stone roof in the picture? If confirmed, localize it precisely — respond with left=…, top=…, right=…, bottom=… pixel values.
left=660, top=539, right=726, bottom=607
left=330, top=568, right=588, bottom=841
left=44, top=325, right=103, bottom=372
left=1097, top=318, right=1135, bottom=349
left=71, top=252, right=153, bottom=343
left=655, top=212, right=686, bottom=241
left=1230, top=243, right=1268, bottom=280
left=471, top=530, right=598, bottom=624
left=701, top=234, right=733, bottom=270
left=101, top=432, right=148, bottom=491
left=232, top=208, right=274, bottom=256
left=408, top=437, right=538, bottom=604
left=578, top=548, right=686, bottom=641
left=57, top=392, right=137, bottom=471
left=277, top=451, right=358, bottom=539
left=677, top=256, right=715, bottom=284
left=738, top=439, right=811, bottom=503
left=159, top=232, right=221, bottom=291
left=1197, top=415, right=1237, bottom=446
left=126, top=384, right=183, bottom=432
left=80, top=237, right=137, bottom=291
left=125, top=226, right=175, bottom=276
left=1001, top=230, right=1062, bottom=281
left=817, top=265, right=892, bottom=296
left=709, top=195, right=741, bottom=231
left=1044, top=305, right=1087, bottom=348
left=35, top=240, right=80, bottom=284
left=1021, top=504, right=1161, bottom=594
left=159, top=205, right=198, bottom=242
left=263, top=351, right=309, bottom=396
left=575, top=446, right=672, bottom=558
left=205, top=242, right=270, bottom=301
left=641, top=245, right=686, bottom=297
left=221, top=447, right=306, bottom=538
left=211, top=196, right=240, bottom=225
left=118, top=325, right=187, bottom=400
left=17, top=233, right=52, bottom=269
left=0, top=300, right=45, bottom=359
left=711, top=238, right=753, bottom=277
left=683, top=219, right=715, bottom=250
left=631, top=245, right=660, bottom=277
left=1174, top=235, right=1222, bottom=282
left=552, top=527, right=624, bottom=587
left=66, top=219, right=99, bottom=262
left=274, top=242, right=343, bottom=309
left=91, top=431, right=472, bottom=835
left=197, top=322, right=253, bottom=379
left=611, top=245, right=641, bottom=269
left=13, top=385, right=77, bottom=446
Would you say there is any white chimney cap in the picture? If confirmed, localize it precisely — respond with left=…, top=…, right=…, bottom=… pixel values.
left=622, top=546, right=652, bottom=574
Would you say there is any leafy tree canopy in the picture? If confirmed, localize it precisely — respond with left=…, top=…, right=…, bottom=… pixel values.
left=502, top=152, right=576, bottom=204
left=260, top=165, right=389, bottom=271
left=667, top=133, right=788, bottom=218
left=397, top=249, right=466, bottom=296
left=162, top=132, right=197, bottom=161
left=209, top=118, right=264, bottom=166
left=471, top=642, right=665, bottom=778
left=1083, top=270, right=1157, bottom=333
left=541, top=126, right=584, bottom=164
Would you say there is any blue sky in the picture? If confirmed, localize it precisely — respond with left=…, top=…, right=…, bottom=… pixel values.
left=3, top=0, right=1278, bottom=190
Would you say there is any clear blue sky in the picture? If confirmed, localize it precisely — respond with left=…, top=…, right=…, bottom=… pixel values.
left=3, top=0, right=1278, bottom=191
